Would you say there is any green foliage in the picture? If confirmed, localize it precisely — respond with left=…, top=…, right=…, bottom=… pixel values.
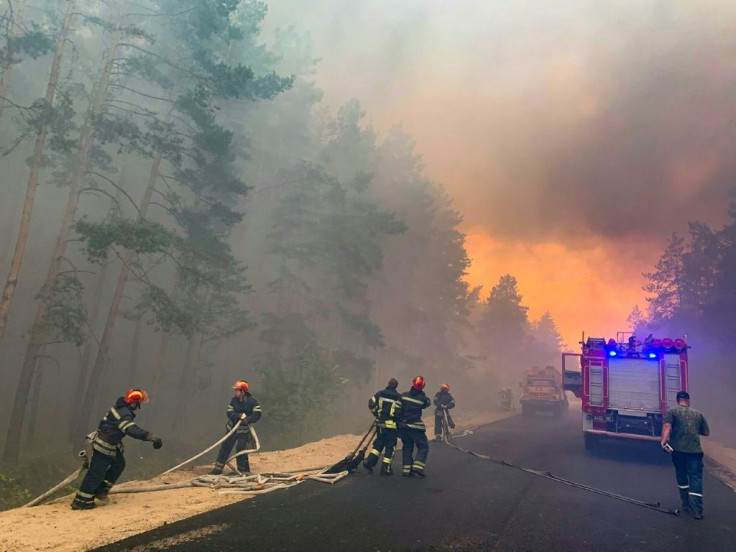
left=0, top=473, right=31, bottom=511
left=74, top=219, right=172, bottom=263
left=43, top=274, right=87, bottom=346
left=0, top=26, right=54, bottom=66
left=257, top=317, right=343, bottom=445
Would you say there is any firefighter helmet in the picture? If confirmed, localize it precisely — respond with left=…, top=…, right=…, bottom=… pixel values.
left=412, top=376, right=426, bottom=390
left=124, top=389, right=149, bottom=404
left=440, top=383, right=450, bottom=391
left=232, top=380, right=249, bottom=392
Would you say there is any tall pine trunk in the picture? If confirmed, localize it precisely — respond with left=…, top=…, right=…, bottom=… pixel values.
left=75, top=151, right=162, bottom=438
left=0, top=0, right=75, bottom=339
left=171, top=333, right=201, bottom=436
left=2, top=29, right=120, bottom=464
left=0, top=0, right=30, bottom=123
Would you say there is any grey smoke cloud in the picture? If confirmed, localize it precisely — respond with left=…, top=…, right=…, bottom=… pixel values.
left=263, top=0, right=736, bottom=245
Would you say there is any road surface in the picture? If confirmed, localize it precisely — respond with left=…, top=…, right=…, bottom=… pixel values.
left=94, top=409, right=735, bottom=551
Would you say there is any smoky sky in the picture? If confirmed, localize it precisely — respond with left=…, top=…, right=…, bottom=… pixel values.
left=263, top=0, right=736, bottom=245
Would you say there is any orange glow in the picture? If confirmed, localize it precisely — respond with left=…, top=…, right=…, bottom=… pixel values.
left=464, top=231, right=648, bottom=349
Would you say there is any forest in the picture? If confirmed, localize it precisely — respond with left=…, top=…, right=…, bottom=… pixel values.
left=0, top=0, right=733, bottom=509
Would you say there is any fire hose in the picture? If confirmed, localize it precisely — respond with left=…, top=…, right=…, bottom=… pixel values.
left=439, top=410, right=679, bottom=516
left=24, top=421, right=348, bottom=506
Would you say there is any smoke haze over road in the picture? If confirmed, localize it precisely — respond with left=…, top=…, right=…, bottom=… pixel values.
left=263, top=0, right=736, bottom=344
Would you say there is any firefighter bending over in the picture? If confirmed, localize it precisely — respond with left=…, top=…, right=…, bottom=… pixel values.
left=364, top=377, right=402, bottom=475
left=211, top=380, right=262, bottom=475
left=72, top=389, right=162, bottom=510
left=433, top=383, right=455, bottom=441
left=399, top=376, right=431, bottom=477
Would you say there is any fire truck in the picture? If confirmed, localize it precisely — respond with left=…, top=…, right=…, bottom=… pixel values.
left=520, top=365, right=568, bottom=417
left=562, top=333, right=689, bottom=451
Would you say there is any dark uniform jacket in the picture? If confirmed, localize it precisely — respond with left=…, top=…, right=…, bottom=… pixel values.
left=433, top=390, right=456, bottom=414
left=399, top=388, right=431, bottom=430
left=93, top=397, right=150, bottom=456
left=226, top=393, right=262, bottom=432
left=369, top=386, right=402, bottom=429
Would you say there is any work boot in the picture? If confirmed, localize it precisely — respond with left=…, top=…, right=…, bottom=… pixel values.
left=209, top=468, right=223, bottom=476
left=693, top=513, right=704, bottom=520
left=434, top=435, right=442, bottom=441
left=71, top=499, right=95, bottom=510
left=380, top=463, right=393, bottom=476
left=94, top=490, right=110, bottom=505
left=412, top=468, right=426, bottom=478
left=449, top=423, right=456, bottom=429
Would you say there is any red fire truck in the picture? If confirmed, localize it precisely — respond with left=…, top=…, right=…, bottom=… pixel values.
left=562, top=332, right=689, bottom=451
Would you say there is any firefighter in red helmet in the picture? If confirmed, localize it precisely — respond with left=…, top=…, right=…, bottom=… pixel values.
left=210, top=380, right=262, bottom=475
left=433, top=383, right=456, bottom=441
left=72, top=389, right=162, bottom=510
left=398, top=376, right=431, bottom=477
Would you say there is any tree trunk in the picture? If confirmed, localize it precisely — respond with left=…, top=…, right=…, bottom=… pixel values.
left=22, top=355, right=44, bottom=450
left=67, top=258, right=108, bottom=443
left=0, top=0, right=30, bottom=123
left=129, top=314, right=143, bottom=382
left=171, top=334, right=199, bottom=436
left=0, top=0, right=75, bottom=339
left=2, top=28, right=120, bottom=464
left=76, top=150, right=162, bottom=439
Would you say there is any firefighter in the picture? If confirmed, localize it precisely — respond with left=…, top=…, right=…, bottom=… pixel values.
left=364, top=377, right=402, bottom=475
left=210, top=380, right=262, bottom=475
left=71, top=389, right=162, bottom=510
left=399, top=375, right=431, bottom=477
left=433, top=383, right=455, bottom=441
left=661, top=390, right=710, bottom=519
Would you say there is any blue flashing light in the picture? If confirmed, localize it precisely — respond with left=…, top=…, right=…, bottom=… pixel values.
left=608, top=350, right=617, bottom=357
left=648, top=352, right=657, bottom=359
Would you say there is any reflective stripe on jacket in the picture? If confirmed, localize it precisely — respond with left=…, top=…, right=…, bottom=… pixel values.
left=369, top=387, right=402, bottom=429
left=96, top=397, right=150, bottom=447
left=400, top=388, right=431, bottom=430
left=225, top=393, right=262, bottom=432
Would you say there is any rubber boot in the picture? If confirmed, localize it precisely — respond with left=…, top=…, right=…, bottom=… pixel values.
left=380, top=462, right=393, bottom=476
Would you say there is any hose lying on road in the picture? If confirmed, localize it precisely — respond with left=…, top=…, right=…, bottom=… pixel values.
left=439, top=420, right=679, bottom=516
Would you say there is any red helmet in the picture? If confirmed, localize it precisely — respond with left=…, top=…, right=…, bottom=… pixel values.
left=440, top=383, right=450, bottom=391
left=124, top=389, right=149, bottom=404
left=412, top=376, right=426, bottom=390
left=232, top=380, right=249, bottom=393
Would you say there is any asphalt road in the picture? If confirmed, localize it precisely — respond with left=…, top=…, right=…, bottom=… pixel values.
left=94, top=409, right=736, bottom=552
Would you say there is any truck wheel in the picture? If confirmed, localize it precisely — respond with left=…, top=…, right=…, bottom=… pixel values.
left=584, top=433, right=599, bottom=452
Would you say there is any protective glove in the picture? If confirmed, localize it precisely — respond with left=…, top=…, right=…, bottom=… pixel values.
left=148, top=434, right=163, bottom=449
left=239, top=413, right=247, bottom=421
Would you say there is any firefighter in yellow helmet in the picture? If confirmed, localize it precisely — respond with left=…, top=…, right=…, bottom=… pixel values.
left=210, top=380, right=262, bottom=475
left=72, top=389, right=162, bottom=510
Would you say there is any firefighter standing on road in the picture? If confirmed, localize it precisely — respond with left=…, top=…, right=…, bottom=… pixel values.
left=399, top=376, right=431, bottom=477
left=71, top=389, right=162, bottom=510
left=364, top=378, right=402, bottom=475
left=210, top=380, right=262, bottom=475
left=661, top=390, right=710, bottom=520
left=433, top=383, right=455, bottom=441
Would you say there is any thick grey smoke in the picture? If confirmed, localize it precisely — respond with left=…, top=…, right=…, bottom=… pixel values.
left=263, top=0, right=736, bottom=244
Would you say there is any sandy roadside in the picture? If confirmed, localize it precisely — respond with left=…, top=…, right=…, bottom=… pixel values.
left=1, top=409, right=732, bottom=552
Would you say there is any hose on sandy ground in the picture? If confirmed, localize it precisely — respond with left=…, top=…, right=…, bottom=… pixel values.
left=440, top=427, right=680, bottom=516
left=223, top=425, right=261, bottom=474
left=23, top=449, right=90, bottom=507
left=161, top=420, right=244, bottom=476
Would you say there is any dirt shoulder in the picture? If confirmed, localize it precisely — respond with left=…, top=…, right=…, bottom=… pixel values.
left=2, top=410, right=732, bottom=552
